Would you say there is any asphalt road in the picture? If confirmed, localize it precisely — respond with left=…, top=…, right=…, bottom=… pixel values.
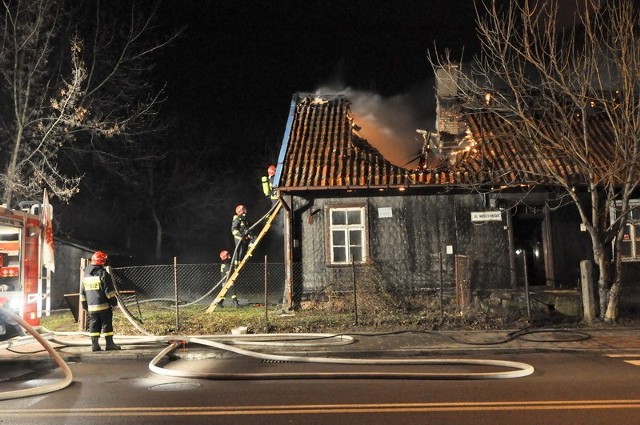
left=1, top=350, right=640, bottom=424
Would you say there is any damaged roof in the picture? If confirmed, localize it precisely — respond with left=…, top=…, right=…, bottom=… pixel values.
left=275, top=93, right=456, bottom=191
left=459, top=110, right=616, bottom=186
left=275, top=93, right=617, bottom=192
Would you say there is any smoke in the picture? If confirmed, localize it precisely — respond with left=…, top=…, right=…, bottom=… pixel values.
left=314, top=83, right=435, bottom=169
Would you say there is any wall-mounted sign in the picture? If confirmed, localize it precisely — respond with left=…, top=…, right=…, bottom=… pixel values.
left=471, top=211, right=502, bottom=222
left=378, top=207, right=392, bottom=218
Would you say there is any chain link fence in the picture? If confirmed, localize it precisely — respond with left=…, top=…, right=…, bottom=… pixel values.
left=109, top=255, right=470, bottom=330
left=108, top=254, right=553, bottom=333
left=111, top=262, right=290, bottom=318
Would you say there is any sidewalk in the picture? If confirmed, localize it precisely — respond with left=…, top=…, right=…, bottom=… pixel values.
left=1, top=326, right=640, bottom=363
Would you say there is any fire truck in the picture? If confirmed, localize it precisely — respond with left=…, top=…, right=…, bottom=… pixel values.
left=0, top=203, right=49, bottom=332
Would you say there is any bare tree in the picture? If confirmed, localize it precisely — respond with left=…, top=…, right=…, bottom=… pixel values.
left=429, top=0, right=640, bottom=321
left=0, top=0, right=178, bottom=206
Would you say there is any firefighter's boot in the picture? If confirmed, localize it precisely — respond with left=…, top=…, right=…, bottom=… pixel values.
left=105, top=336, right=121, bottom=351
left=91, top=336, right=101, bottom=352
left=232, top=295, right=239, bottom=308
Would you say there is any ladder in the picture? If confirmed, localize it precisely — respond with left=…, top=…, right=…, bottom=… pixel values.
left=206, top=201, right=282, bottom=313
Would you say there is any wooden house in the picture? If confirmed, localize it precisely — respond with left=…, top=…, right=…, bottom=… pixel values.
left=271, top=84, right=632, bottom=316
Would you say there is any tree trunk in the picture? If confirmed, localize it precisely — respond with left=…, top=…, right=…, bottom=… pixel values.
left=152, top=208, right=162, bottom=260
left=605, top=225, right=626, bottom=323
left=589, top=235, right=609, bottom=319
left=605, top=282, right=620, bottom=323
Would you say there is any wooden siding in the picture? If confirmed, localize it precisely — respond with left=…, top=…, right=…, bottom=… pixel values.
left=294, top=193, right=514, bottom=294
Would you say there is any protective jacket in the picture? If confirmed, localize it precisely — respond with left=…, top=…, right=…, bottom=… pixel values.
left=231, top=214, right=252, bottom=244
left=220, top=259, right=231, bottom=280
left=80, top=265, right=118, bottom=313
left=261, top=175, right=277, bottom=200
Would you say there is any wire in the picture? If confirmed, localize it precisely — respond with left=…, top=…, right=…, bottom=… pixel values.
left=445, top=326, right=592, bottom=346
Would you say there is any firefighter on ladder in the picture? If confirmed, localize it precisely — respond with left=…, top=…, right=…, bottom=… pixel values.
left=231, top=204, right=255, bottom=267
left=80, top=251, right=121, bottom=352
left=261, top=165, right=278, bottom=204
left=215, top=250, right=238, bottom=308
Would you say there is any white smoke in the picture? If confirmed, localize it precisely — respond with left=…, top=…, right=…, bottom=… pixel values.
left=314, top=83, right=435, bottom=169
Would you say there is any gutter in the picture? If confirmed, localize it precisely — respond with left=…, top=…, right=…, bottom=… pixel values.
left=273, top=94, right=299, bottom=189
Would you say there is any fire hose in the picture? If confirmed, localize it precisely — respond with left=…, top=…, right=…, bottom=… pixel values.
left=0, top=306, right=73, bottom=401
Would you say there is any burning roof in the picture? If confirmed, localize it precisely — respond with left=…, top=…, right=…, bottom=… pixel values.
left=275, top=93, right=617, bottom=192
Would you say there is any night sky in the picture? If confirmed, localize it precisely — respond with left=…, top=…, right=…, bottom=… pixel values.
left=155, top=0, right=483, bottom=158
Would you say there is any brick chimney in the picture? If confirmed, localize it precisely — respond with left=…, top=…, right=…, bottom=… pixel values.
left=435, top=65, right=467, bottom=149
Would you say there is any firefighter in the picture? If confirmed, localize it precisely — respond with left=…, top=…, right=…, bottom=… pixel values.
left=261, top=165, right=277, bottom=202
left=231, top=204, right=255, bottom=267
left=215, top=250, right=238, bottom=307
left=80, top=251, right=121, bottom=352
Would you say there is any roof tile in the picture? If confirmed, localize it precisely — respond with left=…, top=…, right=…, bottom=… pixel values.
left=278, top=93, right=617, bottom=191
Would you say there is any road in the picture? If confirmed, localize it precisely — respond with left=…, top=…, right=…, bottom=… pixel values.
left=1, top=350, right=640, bottom=424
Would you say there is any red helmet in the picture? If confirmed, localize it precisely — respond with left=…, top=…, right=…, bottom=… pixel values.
left=235, top=204, right=246, bottom=215
left=219, top=250, right=230, bottom=261
left=267, top=165, right=276, bottom=176
left=91, top=251, right=108, bottom=266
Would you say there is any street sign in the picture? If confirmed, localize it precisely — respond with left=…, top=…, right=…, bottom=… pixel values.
left=471, top=211, right=502, bottom=222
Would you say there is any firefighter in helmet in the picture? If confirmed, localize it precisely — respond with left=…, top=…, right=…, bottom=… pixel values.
left=261, top=165, right=277, bottom=202
left=215, top=250, right=238, bottom=308
left=231, top=204, right=255, bottom=267
left=80, top=251, right=121, bottom=352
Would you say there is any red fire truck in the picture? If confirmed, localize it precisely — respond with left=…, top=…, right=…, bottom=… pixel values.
left=0, top=204, right=49, bottom=330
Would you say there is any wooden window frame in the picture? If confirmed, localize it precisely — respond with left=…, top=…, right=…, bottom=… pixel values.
left=324, top=203, right=369, bottom=265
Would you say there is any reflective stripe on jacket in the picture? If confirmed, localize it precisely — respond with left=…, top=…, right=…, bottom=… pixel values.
left=80, top=266, right=117, bottom=313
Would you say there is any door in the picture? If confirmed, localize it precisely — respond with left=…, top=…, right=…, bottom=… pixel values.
left=512, top=214, right=547, bottom=286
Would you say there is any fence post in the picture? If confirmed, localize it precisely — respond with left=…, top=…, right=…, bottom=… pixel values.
left=264, top=255, right=269, bottom=333
left=78, top=258, right=87, bottom=331
left=174, top=257, right=179, bottom=331
left=580, top=260, right=595, bottom=323
left=352, top=256, right=358, bottom=325
left=439, top=252, right=444, bottom=321
left=522, top=251, right=531, bottom=322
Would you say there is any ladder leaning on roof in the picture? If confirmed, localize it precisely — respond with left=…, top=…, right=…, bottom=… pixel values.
left=206, top=201, right=283, bottom=313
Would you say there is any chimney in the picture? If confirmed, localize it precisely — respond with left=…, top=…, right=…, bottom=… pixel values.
left=435, top=65, right=467, bottom=148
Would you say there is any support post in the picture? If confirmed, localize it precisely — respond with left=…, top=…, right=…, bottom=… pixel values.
left=174, top=257, right=179, bottom=331
left=581, top=260, right=596, bottom=323
left=264, top=255, right=269, bottom=333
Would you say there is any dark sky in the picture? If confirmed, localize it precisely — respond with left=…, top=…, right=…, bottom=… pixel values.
left=155, top=0, right=483, bottom=161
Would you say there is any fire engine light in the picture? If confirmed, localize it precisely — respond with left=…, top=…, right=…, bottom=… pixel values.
left=8, top=296, right=21, bottom=311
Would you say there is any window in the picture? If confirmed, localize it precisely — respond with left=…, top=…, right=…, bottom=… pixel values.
left=327, top=206, right=368, bottom=264
left=612, top=200, right=640, bottom=261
